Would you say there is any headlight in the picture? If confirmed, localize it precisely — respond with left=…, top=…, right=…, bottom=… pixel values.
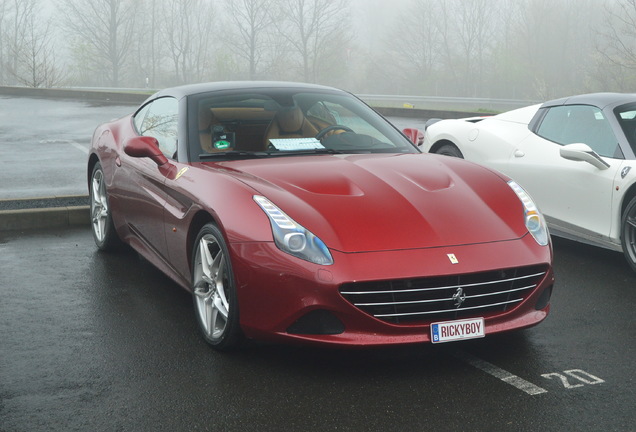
left=507, top=181, right=549, bottom=246
left=254, top=195, right=334, bottom=265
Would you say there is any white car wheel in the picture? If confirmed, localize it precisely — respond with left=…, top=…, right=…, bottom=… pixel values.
left=435, top=143, right=464, bottom=158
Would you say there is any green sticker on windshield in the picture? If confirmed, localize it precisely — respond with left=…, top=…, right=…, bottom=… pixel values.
left=214, top=140, right=231, bottom=149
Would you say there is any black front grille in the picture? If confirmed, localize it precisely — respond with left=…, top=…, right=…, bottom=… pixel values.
left=339, top=265, right=548, bottom=324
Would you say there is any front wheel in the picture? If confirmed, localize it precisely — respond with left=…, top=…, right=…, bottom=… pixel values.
left=90, top=162, right=122, bottom=251
left=191, top=223, right=242, bottom=350
left=621, top=196, right=636, bottom=272
left=435, top=143, right=464, bottom=158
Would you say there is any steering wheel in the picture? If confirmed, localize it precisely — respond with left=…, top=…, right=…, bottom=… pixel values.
left=316, top=125, right=353, bottom=140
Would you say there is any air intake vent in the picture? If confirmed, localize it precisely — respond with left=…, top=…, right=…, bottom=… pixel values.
left=339, top=265, right=548, bottom=324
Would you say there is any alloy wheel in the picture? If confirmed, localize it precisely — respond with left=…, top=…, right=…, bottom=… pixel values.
left=193, top=234, right=230, bottom=341
left=91, top=168, right=109, bottom=243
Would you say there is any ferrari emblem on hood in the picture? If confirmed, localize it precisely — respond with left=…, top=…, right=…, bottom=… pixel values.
left=447, top=253, right=459, bottom=264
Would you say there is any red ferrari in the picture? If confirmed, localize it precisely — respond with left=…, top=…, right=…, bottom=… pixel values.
left=88, top=82, right=554, bottom=350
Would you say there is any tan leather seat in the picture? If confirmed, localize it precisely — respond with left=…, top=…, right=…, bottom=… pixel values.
left=263, top=106, right=318, bottom=149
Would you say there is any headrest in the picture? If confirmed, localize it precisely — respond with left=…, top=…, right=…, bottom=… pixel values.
left=276, top=106, right=304, bottom=133
left=199, top=108, right=214, bottom=131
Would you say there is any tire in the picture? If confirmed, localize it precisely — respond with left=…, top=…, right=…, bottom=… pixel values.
left=90, top=162, right=122, bottom=251
left=435, top=143, right=464, bottom=158
left=621, top=196, right=636, bottom=272
left=191, top=223, right=242, bottom=350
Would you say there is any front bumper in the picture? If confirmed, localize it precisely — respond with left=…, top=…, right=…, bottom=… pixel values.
left=230, top=234, right=553, bottom=347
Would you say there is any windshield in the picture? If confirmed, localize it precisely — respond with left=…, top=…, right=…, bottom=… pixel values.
left=187, top=88, right=418, bottom=161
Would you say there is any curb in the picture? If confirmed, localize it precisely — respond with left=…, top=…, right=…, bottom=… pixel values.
left=0, top=206, right=90, bottom=231
left=0, top=196, right=90, bottom=232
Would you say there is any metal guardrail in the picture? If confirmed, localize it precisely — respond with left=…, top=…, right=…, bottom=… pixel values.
left=358, top=94, right=539, bottom=112
left=0, top=85, right=527, bottom=121
left=0, top=85, right=537, bottom=113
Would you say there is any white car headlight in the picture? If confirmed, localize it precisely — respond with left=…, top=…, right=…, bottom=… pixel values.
left=508, top=181, right=549, bottom=246
left=254, top=195, right=334, bottom=265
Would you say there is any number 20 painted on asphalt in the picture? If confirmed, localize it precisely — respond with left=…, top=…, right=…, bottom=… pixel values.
left=541, top=369, right=605, bottom=389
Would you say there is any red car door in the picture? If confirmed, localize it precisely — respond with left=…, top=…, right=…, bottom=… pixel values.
left=115, top=97, right=179, bottom=262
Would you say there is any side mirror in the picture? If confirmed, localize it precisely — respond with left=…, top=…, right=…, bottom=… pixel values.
left=559, top=143, right=610, bottom=170
left=403, top=128, right=424, bottom=146
left=124, top=136, right=168, bottom=166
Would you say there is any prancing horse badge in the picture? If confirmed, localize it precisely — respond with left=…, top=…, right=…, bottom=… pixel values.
left=447, top=253, right=459, bottom=264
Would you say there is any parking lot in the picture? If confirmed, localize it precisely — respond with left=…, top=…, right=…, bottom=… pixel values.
left=0, top=96, right=634, bottom=431
left=1, top=227, right=634, bottom=431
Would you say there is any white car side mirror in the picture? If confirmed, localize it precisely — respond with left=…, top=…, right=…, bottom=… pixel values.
left=559, top=143, right=610, bottom=170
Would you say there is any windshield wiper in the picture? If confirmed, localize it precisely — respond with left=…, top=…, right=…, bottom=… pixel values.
left=199, top=148, right=345, bottom=160
left=199, top=151, right=270, bottom=160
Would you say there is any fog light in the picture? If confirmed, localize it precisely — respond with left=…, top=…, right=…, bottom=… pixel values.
left=287, top=310, right=345, bottom=335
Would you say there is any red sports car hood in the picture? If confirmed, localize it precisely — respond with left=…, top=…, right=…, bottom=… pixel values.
left=213, top=153, right=528, bottom=253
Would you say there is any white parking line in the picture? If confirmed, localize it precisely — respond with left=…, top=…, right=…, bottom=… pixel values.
left=454, top=351, right=548, bottom=395
left=71, top=142, right=88, bottom=154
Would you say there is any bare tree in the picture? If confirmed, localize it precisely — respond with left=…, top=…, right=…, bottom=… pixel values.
left=379, top=0, right=445, bottom=95
left=62, top=0, right=137, bottom=86
left=375, top=0, right=499, bottom=96
left=162, top=0, right=216, bottom=84
left=12, top=10, right=64, bottom=87
left=599, top=0, right=636, bottom=68
left=0, top=0, right=622, bottom=96
left=129, top=0, right=161, bottom=88
left=596, top=0, right=636, bottom=90
left=3, top=0, right=38, bottom=85
left=0, top=0, right=9, bottom=84
left=510, top=0, right=600, bottom=99
left=224, top=0, right=278, bottom=79
left=430, top=0, right=497, bottom=96
left=486, top=0, right=527, bottom=98
left=278, top=0, right=351, bottom=83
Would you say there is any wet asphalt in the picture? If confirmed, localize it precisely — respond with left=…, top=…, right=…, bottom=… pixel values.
left=0, top=96, right=634, bottom=431
left=0, top=96, right=133, bottom=200
left=0, top=228, right=634, bottom=431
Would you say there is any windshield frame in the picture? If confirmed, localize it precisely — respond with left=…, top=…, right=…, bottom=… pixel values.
left=614, top=102, right=636, bottom=159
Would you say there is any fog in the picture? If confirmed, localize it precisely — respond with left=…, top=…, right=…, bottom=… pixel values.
left=0, top=0, right=634, bottom=100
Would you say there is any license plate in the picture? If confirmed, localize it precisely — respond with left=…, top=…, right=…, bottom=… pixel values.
left=431, top=317, right=485, bottom=343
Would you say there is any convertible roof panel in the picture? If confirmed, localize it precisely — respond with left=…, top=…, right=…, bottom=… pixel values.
left=541, top=93, right=636, bottom=110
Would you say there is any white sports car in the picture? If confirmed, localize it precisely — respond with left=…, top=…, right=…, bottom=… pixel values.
left=420, top=93, right=636, bottom=272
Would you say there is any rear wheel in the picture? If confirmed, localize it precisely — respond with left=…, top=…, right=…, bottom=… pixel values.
left=435, top=143, right=464, bottom=158
left=90, top=162, right=122, bottom=251
left=621, top=196, right=636, bottom=272
left=191, top=223, right=242, bottom=350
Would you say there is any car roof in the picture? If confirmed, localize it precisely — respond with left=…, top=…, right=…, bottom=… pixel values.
left=541, top=92, right=636, bottom=110
left=147, top=81, right=345, bottom=102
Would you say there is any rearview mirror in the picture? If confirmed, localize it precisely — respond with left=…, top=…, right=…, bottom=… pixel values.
left=124, top=136, right=168, bottom=166
left=559, top=143, right=609, bottom=170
